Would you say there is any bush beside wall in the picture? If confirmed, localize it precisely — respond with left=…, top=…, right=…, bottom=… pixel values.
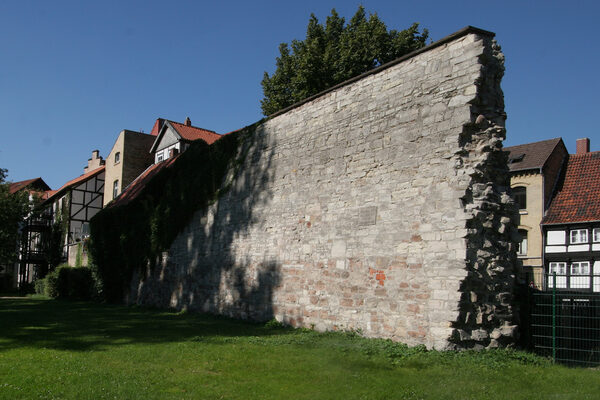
left=35, top=264, right=97, bottom=300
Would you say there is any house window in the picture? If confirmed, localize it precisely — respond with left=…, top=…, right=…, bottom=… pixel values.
left=571, top=261, right=590, bottom=276
left=114, top=152, right=120, bottom=164
left=157, top=152, right=164, bottom=162
left=517, top=229, right=528, bottom=256
left=594, top=228, right=600, bottom=242
left=547, top=230, right=566, bottom=245
left=570, top=229, right=588, bottom=244
left=512, top=186, right=526, bottom=210
left=113, top=180, right=119, bottom=200
left=549, top=262, right=567, bottom=275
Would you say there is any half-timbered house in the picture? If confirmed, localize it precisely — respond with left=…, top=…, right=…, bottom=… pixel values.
left=43, top=150, right=106, bottom=266
left=541, top=138, right=600, bottom=291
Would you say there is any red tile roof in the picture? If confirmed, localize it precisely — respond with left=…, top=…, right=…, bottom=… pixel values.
left=504, top=138, right=564, bottom=172
left=542, top=151, right=600, bottom=225
left=109, top=156, right=179, bottom=207
left=168, top=120, right=221, bottom=144
left=45, top=166, right=105, bottom=203
left=43, top=190, right=57, bottom=200
left=8, top=177, right=50, bottom=194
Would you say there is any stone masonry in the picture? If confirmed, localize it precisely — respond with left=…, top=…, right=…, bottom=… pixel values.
left=129, top=27, right=519, bottom=349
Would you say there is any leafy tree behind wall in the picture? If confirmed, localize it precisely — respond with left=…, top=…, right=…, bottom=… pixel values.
left=0, top=168, right=33, bottom=267
left=260, top=6, right=429, bottom=116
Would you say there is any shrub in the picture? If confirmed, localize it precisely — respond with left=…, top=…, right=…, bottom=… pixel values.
left=34, top=278, right=46, bottom=295
left=43, top=264, right=96, bottom=300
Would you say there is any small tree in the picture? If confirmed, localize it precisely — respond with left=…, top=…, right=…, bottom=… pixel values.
left=0, top=168, right=34, bottom=267
left=261, top=6, right=429, bottom=116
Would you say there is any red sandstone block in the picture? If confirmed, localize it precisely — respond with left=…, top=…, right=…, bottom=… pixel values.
left=341, top=298, right=354, bottom=307
left=407, top=304, right=420, bottom=313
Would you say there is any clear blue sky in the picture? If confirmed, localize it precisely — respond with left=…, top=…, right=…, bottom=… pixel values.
left=1, top=1, right=598, bottom=189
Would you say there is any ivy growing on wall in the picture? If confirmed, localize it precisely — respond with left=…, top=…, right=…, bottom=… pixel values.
left=90, top=123, right=256, bottom=303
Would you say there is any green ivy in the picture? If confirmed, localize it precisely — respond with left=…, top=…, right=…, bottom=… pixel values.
left=90, top=123, right=257, bottom=303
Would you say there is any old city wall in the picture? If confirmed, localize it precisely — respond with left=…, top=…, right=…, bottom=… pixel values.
left=129, top=27, right=518, bottom=349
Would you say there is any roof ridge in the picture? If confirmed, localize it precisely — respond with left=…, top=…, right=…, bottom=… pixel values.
left=569, top=150, right=600, bottom=157
left=167, top=119, right=218, bottom=134
left=503, top=137, right=562, bottom=150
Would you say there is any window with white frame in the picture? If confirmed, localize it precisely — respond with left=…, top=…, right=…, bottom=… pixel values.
left=517, top=229, right=528, bottom=256
left=114, top=152, right=120, bottom=164
left=157, top=152, right=164, bottom=162
left=549, top=262, right=567, bottom=275
left=570, top=229, right=588, bottom=244
left=594, top=228, right=600, bottom=242
left=571, top=261, right=590, bottom=276
left=113, top=180, right=119, bottom=200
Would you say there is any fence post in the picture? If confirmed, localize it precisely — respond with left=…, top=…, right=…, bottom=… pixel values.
left=552, top=272, right=556, bottom=363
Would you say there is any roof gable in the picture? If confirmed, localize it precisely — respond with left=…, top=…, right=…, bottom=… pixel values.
left=542, top=151, right=600, bottom=225
left=149, top=119, right=221, bottom=153
left=44, top=166, right=105, bottom=204
left=8, top=177, right=51, bottom=194
left=504, top=138, right=564, bottom=172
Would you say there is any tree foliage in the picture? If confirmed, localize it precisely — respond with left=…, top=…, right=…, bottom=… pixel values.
left=260, top=7, right=429, bottom=116
left=0, top=168, right=33, bottom=266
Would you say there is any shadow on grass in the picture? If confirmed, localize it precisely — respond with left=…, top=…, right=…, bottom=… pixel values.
left=0, top=298, right=292, bottom=352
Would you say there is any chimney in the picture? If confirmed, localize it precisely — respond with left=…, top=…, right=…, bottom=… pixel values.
left=185, top=117, right=192, bottom=126
left=83, top=150, right=104, bottom=173
left=169, top=148, right=179, bottom=158
left=576, top=138, right=590, bottom=154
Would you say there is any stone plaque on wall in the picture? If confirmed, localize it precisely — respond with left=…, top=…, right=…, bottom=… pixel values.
left=358, top=206, right=377, bottom=226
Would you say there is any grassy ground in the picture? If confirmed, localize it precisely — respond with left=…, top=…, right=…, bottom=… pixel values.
left=0, top=298, right=598, bottom=399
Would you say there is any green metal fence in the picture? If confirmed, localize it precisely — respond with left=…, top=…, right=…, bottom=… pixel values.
left=527, top=273, right=600, bottom=367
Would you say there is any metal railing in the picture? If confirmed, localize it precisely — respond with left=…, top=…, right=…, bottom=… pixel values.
left=527, top=272, right=600, bottom=367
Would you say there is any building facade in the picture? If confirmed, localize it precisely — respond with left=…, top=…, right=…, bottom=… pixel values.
left=43, top=151, right=106, bottom=267
left=504, top=138, right=568, bottom=285
left=542, top=138, right=600, bottom=291
left=104, top=130, right=155, bottom=206
left=2, top=177, right=51, bottom=288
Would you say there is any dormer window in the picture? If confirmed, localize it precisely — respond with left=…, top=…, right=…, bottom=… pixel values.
left=512, top=186, right=526, bottom=210
left=114, top=152, right=120, bottom=164
left=570, top=229, right=588, bottom=244
left=508, top=153, right=525, bottom=164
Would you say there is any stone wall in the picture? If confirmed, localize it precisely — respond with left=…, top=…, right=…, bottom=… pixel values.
left=129, top=27, right=518, bottom=349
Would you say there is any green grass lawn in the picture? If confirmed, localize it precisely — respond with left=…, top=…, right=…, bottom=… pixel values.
left=0, top=298, right=598, bottom=399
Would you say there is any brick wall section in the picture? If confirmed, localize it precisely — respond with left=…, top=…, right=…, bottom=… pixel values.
left=122, top=131, right=154, bottom=188
left=128, top=28, right=518, bottom=349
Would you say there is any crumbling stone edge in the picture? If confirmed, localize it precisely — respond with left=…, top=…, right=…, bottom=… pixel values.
left=450, top=36, right=520, bottom=349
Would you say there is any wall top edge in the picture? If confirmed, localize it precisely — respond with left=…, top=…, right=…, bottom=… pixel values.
left=266, top=26, right=496, bottom=120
